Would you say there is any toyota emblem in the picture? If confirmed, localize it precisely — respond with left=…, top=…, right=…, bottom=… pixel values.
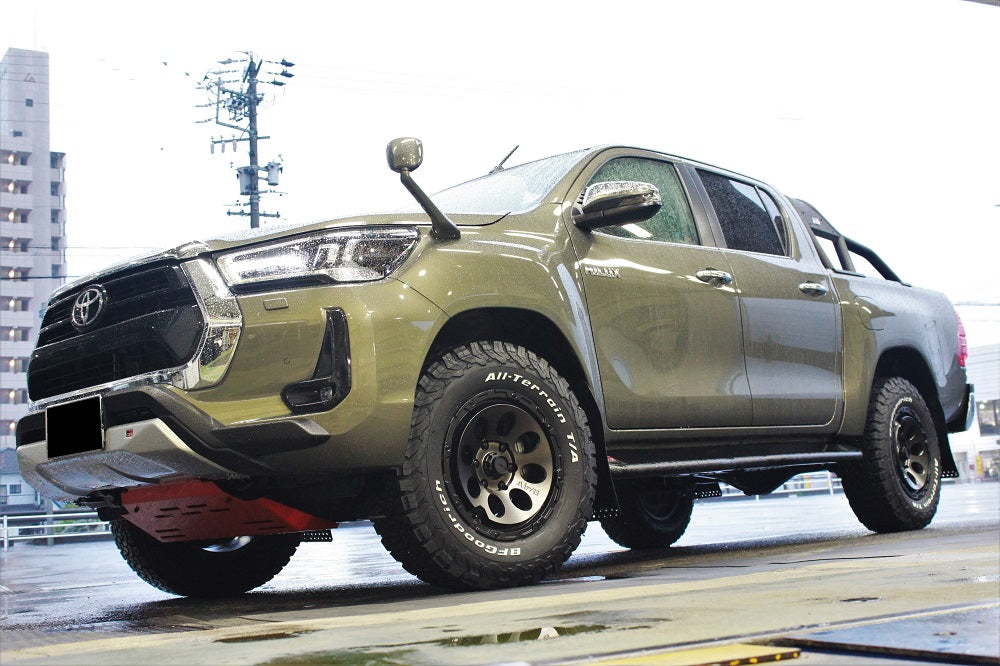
left=71, top=285, right=108, bottom=330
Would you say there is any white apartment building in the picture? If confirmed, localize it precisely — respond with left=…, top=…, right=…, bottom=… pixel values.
left=1, top=48, right=67, bottom=452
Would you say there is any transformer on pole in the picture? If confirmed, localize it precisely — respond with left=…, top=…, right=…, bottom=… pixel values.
left=199, top=53, right=293, bottom=228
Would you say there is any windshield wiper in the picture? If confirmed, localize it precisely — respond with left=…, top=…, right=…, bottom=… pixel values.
left=488, top=145, right=519, bottom=174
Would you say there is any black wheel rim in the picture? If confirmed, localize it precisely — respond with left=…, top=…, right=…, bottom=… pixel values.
left=448, top=398, right=557, bottom=534
left=892, top=405, right=931, bottom=495
left=638, top=488, right=684, bottom=522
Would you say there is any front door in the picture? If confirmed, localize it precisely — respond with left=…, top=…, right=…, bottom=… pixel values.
left=573, top=156, right=752, bottom=430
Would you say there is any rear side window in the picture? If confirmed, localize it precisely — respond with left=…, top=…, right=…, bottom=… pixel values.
left=587, top=158, right=699, bottom=245
left=698, top=170, right=787, bottom=256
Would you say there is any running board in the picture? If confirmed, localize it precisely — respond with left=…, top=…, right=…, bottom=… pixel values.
left=608, top=451, right=862, bottom=478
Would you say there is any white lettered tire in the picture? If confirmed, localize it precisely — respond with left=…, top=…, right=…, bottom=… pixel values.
left=839, top=377, right=942, bottom=532
left=374, top=341, right=597, bottom=589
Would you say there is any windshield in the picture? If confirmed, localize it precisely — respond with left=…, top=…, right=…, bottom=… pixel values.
left=428, top=149, right=589, bottom=215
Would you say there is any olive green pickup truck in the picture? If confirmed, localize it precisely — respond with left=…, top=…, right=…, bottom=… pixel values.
left=16, top=139, right=973, bottom=596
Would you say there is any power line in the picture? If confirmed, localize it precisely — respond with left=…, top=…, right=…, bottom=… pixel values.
left=200, top=53, right=293, bottom=229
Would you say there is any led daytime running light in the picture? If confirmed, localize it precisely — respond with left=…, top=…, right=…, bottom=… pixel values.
left=217, top=227, right=419, bottom=287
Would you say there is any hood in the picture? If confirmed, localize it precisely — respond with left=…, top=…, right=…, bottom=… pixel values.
left=193, top=211, right=502, bottom=253
left=52, top=211, right=503, bottom=299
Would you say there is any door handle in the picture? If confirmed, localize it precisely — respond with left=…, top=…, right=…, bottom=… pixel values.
left=798, top=282, right=829, bottom=297
left=696, top=269, right=733, bottom=287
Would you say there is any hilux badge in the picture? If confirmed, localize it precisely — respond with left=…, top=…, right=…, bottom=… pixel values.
left=71, top=286, right=108, bottom=330
left=584, top=266, right=621, bottom=279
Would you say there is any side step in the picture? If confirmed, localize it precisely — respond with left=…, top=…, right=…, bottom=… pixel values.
left=300, top=529, right=334, bottom=542
left=608, top=451, right=862, bottom=478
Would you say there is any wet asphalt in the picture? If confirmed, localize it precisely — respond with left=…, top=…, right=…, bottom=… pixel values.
left=1, top=483, right=997, bottom=665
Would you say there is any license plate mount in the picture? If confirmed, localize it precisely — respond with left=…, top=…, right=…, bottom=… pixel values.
left=46, top=396, right=103, bottom=458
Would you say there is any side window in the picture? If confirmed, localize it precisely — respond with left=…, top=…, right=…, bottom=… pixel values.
left=586, top=158, right=699, bottom=245
left=698, top=169, right=787, bottom=256
left=756, top=188, right=788, bottom=255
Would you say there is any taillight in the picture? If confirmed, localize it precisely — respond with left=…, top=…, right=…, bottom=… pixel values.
left=956, top=313, right=968, bottom=368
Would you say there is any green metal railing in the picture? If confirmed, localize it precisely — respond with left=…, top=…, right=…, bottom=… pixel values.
left=1, top=511, right=110, bottom=551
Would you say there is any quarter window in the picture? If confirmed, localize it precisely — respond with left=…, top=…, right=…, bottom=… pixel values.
left=586, top=158, right=699, bottom=245
left=698, top=170, right=787, bottom=256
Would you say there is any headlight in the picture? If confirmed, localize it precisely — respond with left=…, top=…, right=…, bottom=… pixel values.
left=216, top=226, right=419, bottom=288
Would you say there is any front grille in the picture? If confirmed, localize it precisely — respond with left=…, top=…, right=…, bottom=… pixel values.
left=28, top=263, right=206, bottom=400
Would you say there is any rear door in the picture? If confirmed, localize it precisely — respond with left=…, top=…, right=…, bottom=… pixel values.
left=689, top=167, right=841, bottom=427
left=572, top=154, right=752, bottom=429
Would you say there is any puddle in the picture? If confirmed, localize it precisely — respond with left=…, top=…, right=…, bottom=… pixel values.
left=262, top=649, right=413, bottom=665
left=556, top=575, right=607, bottom=583
left=216, top=630, right=315, bottom=643
left=840, top=597, right=880, bottom=603
left=436, top=624, right=607, bottom=647
left=951, top=574, right=1000, bottom=584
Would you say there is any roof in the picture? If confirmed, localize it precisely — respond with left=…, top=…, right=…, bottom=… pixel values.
left=1, top=447, right=21, bottom=475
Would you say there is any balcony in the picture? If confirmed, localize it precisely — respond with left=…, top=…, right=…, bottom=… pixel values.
left=50, top=195, right=63, bottom=209
left=1, top=341, right=35, bottom=358
left=2, top=253, right=35, bottom=269
left=0, top=281, right=34, bottom=298
left=0, top=163, right=32, bottom=181
left=0, top=222, right=34, bottom=239
left=0, top=373, right=28, bottom=390
left=0, top=403, right=30, bottom=422
left=2, top=193, right=32, bottom=210
left=2, top=135, right=32, bottom=152
left=0, top=311, right=37, bottom=328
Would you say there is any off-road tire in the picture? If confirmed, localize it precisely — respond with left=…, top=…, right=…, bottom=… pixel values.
left=111, top=521, right=300, bottom=597
left=600, top=479, right=694, bottom=549
left=839, top=377, right=942, bottom=533
left=373, top=341, right=597, bottom=590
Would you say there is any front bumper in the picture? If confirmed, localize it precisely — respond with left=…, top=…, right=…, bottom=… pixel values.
left=17, top=259, right=449, bottom=503
left=16, top=386, right=332, bottom=501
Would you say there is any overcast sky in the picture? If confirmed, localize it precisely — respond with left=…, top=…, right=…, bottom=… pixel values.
left=3, top=0, right=998, bottom=343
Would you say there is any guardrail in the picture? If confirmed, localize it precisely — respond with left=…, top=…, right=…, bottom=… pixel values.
left=718, top=470, right=843, bottom=499
left=1, top=511, right=110, bottom=551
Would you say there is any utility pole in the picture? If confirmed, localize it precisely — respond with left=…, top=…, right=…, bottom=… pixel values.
left=246, top=59, right=261, bottom=229
left=198, top=53, right=294, bottom=228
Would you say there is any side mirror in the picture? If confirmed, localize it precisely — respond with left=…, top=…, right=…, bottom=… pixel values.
left=386, top=137, right=461, bottom=240
left=387, top=137, right=423, bottom=173
left=572, top=181, right=662, bottom=230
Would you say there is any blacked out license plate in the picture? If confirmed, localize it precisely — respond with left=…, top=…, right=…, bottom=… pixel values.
left=46, top=396, right=104, bottom=458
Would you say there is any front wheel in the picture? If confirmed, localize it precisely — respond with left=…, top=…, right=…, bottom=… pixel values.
left=112, top=521, right=300, bottom=596
left=839, top=377, right=942, bottom=533
left=374, top=341, right=597, bottom=590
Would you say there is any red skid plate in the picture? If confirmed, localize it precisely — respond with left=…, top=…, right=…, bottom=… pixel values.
left=120, top=479, right=338, bottom=543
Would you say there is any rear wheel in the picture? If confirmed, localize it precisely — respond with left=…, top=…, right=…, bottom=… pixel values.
left=839, top=377, right=942, bottom=533
left=373, top=341, right=597, bottom=590
left=111, top=521, right=300, bottom=596
left=600, top=479, right=694, bottom=549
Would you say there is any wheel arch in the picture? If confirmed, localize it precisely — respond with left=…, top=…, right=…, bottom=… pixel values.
left=872, top=346, right=959, bottom=477
left=426, top=307, right=618, bottom=515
